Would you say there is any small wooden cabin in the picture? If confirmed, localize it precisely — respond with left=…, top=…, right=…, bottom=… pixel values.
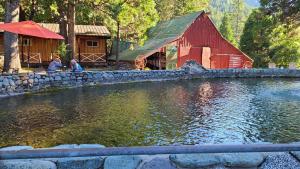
left=0, top=23, right=111, bottom=66
left=111, top=11, right=253, bottom=70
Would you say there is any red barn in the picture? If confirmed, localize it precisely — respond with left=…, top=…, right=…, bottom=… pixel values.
left=112, top=11, right=253, bottom=70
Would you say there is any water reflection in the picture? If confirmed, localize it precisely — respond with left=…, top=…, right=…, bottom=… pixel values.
left=0, top=79, right=300, bottom=148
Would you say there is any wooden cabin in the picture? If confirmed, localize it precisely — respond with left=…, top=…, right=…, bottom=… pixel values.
left=110, top=11, right=253, bottom=70
left=0, top=23, right=111, bottom=66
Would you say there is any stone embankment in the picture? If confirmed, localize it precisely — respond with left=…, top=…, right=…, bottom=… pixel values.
left=1, top=145, right=300, bottom=169
left=1, top=61, right=300, bottom=97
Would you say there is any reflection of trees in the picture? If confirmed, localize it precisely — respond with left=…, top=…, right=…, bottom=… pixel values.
left=2, top=79, right=299, bottom=147
left=43, top=89, right=153, bottom=147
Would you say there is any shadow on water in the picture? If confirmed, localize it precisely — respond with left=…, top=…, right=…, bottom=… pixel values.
left=0, top=78, right=300, bottom=148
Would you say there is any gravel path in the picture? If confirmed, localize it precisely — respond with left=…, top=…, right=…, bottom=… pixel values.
left=260, top=152, right=300, bottom=169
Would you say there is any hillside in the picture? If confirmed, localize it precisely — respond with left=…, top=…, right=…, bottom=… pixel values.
left=209, top=0, right=253, bottom=43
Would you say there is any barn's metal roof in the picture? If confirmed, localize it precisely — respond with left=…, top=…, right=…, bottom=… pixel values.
left=110, top=11, right=203, bottom=61
left=0, top=23, right=111, bottom=37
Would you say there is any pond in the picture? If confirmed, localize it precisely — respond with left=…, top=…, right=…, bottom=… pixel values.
left=0, top=78, right=300, bottom=148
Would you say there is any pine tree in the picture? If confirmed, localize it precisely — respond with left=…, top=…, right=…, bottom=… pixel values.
left=220, top=14, right=237, bottom=46
left=3, top=0, right=21, bottom=73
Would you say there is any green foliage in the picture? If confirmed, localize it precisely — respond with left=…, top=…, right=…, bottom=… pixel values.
left=240, top=9, right=274, bottom=67
left=240, top=9, right=300, bottom=68
left=268, top=25, right=300, bottom=67
left=57, top=42, right=67, bottom=62
left=260, top=0, right=300, bottom=23
left=0, top=2, right=4, bottom=22
left=220, top=14, right=237, bottom=46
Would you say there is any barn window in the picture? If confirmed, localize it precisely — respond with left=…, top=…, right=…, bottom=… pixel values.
left=86, top=40, right=98, bottom=47
left=20, top=38, right=32, bottom=46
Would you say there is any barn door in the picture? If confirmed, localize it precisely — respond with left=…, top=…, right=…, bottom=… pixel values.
left=202, top=47, right=211, bottom=69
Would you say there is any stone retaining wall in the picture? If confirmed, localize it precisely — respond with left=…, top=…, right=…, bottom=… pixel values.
left=1, top=145, right=300, bottom=169
left=1, top=61, right=300, bottom=97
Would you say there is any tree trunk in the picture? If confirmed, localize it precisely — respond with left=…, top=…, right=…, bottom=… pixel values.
left=115, top=21, right=120, bottom=69
left=57, top=0, right=68, bottom=44
left=67, top=0, right=75, bottom=60
left=28, top=0, right=36, bottom=20
left=3, top=0, right=21, bottom=73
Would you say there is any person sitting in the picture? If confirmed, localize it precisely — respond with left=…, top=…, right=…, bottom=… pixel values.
left=70, top=59, right=83, bottom=72
left=48, top=57, right=62, bottom=72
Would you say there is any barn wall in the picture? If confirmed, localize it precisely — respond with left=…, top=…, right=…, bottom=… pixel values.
left=177, top=13, right=252, bottom=69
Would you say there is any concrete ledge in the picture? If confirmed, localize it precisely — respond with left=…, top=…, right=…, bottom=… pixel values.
left=1, top=144, right=300, bottom=169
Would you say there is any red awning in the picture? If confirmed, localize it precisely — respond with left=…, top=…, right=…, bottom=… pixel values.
left=0, top=21, right=64, bottom=40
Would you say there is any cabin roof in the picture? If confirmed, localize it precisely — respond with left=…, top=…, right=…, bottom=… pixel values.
left=0, top=23, right=111, bottom=37
left=110, top=11, right=203, bottom=61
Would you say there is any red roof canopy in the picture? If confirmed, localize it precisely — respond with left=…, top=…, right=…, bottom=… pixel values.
left=0, top=21, right=64, bottom=40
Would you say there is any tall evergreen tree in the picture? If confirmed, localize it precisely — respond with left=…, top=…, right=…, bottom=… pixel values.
left=240, top=9, right=274, bottom=67
left=220, top=14, right=237, bottom=46
left=260, top=0, right=300, bottom=24
left=3, top=0, right=21, bottom=73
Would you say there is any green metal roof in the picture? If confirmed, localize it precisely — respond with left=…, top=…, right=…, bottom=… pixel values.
left=110, top=11, right=203, bottom=61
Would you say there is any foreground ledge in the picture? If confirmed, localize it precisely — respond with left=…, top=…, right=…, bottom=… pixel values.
left=1, top=144, right=300, bottom=169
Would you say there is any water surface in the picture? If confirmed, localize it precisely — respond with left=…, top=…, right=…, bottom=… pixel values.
left=0, top=78, right=300, bottom=147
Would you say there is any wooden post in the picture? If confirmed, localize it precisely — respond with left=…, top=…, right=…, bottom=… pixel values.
left=77, top=37, right=81, bottom=63
left=158, top=52, right=162, bottom=70
left=105, top=37, right=108, bottom=64
left=27, top=37, right=30, bottom=69
left=21, top=35, right=24, bottom=63
left=115, top=21, right=120, bottom=69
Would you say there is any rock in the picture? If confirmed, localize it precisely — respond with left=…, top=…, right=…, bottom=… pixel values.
left=104, top=155, right=143, bottom=169
left=181, top=60, right=206, bottom=74
left=170, top=154, right=220, bottom=168
left=0, top=160, right=57, bottom=169
left=290, top=151, right=300, bottom=161
left=15, top=80, right=22, bottom=85
left=54, top=76, right=62, bottom=81
left=0, top=146, right=33, bottom=151
left=3, top=78, right=9, bottom=86
left=28, top=79, right=34, bottom=84
left=50, top=157, right=104, bottom=169
left=51, top=144, right=78, bottom=149
left=78, top=144, right=105, bottom=148
left=221, top=152, right=265, bottom=168
left=170, top=153, right=265, bottom=168
left=51, top=144, right=105, bottom=149
left=260, top=152, right=300, bottom=169
left=140, top=157, right=176, bottom=169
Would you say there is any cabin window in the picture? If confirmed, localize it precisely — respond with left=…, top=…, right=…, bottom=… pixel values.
left=86, top=40, right=98, bottom=47
left=20, top=38, right=32, bottom=46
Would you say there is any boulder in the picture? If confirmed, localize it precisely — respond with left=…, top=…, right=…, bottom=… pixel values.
left=290, top=151, right=300, bottom=161
left=181, top=60, right=206, bottom=74
left=49, top=157, right=104, bottom=169
left=170, top=154, right=220, bottom=168
left=50, top=144, right=105, bottom=149
left=0, top=160, right=56, bottom=169
left=170, top=152, right=265, bottom=168
left=104, top=155, right=143, bottom=169
left=140, top=157, right=176, bottom=169
left=0, top=146, right=33, bottom=151
left=221, top=153, right=265, bottom=168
